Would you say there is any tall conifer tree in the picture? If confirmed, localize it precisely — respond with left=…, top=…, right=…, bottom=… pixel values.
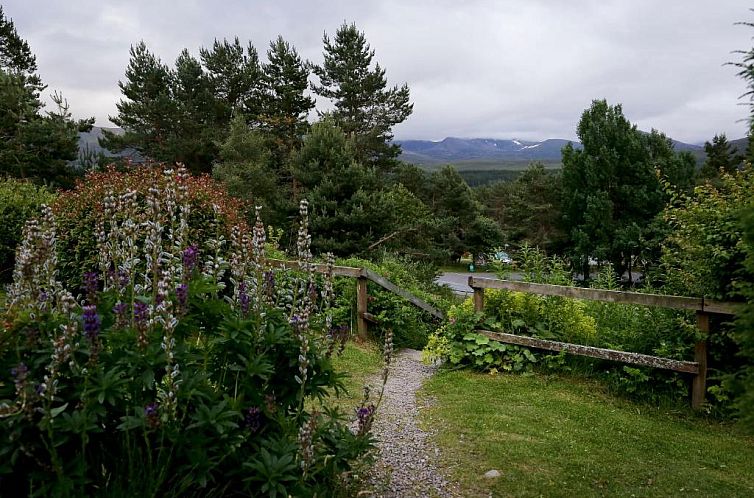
left=313, top=23, right=412, bottom=170
left=260, top=36, right=315, bottom=169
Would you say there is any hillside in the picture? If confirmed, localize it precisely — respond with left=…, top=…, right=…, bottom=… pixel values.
left=396, top=135, right=717, bottom=167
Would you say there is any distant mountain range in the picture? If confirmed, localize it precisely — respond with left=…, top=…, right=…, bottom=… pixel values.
left=395, top=135, right=727, bottom=166
left=79, top=127, right=748, bottom=168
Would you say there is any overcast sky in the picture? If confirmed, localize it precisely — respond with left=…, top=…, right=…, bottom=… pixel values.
left=4, top=0, right=752, bottom=143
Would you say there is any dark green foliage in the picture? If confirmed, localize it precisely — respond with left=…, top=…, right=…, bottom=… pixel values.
left=560, top=100, right=692, bottom=279
left=213, top=115, right=286, bottom=225
left=260, top=36, right=315, bottom=169
left=458, top=169, right=523, bottom=187
left=425, top=303, right=540, bottom=372
left=0, top=279, right=369, bottom=496
left=424, top=165, right=503, bottom=260
left=660, top=164, right=754, bottom=301
left=199, top=37, right=262, bottom=121
left=313, top=23, right=412, bottom=170
left=477, top=162, right=564, bottom=252
left=333, top=255, right=451, bottom=349
left=0, top=178, right=55, bottom=282
left=700, top=134, right=743, bottom=180
left=103, top=43, right=220, bottom=174
left=101, top=43, right=177, bottom=162
left=293, top=119, right=380, bottom=255
left=735, top=205, right=754, bottom=429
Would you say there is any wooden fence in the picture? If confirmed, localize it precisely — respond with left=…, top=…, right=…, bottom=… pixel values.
left=268, top=259, right=444, bottom=337
left=468, top=276, right=738, bottom=410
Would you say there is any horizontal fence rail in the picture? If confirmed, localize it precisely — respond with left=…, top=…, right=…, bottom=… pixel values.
left=479, top=330, right=699, bottom=374
left=466, top=277, right=738, bottom=410
left=468, top=277, right=738, bottom=315
left=267, top=259, right=445, bottom=337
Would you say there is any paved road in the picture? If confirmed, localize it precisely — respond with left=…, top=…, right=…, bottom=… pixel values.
left=436, top=271, right=523, bottom=295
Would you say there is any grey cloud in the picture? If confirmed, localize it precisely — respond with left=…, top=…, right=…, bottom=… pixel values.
left=5, top=0, right=752, bottom=144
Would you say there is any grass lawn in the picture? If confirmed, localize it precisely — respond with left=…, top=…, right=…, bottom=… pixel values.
left=419, top=370, right=754, bottom=497
left=329, top=339, right=384, bottom=409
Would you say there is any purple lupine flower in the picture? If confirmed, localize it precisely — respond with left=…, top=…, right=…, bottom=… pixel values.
left=82, top=305, right=101, bottom=341
left=176, top=283, right=188, bottom=311
left=84, top=271, right=98, bottom=302
left=134, top=301, right=148, bottom=326
left=38, top=291, right=49, bottom=304
left=308, top=281, right=318, bottom=304
left=356, top=404, right=376, bottom=436
left=134, top=300, right=149, bottom=348
left=11, top=363, right=27, bottom=379
left=264, top=270, right=275, bottom=290
left=113, top=302, right=127, bottom=325
left=244, top=406, right=263, bottom=433
left=117, top=270, right=130, bottom=290
left=182, top=245, right=199, bottom=273
left=144, top=402, right=160, bottom=428
left=239, top=282, right=250, bottom=316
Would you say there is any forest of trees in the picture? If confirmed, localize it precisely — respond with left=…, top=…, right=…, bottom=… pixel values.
left=1, top=4, right=752, bottom=275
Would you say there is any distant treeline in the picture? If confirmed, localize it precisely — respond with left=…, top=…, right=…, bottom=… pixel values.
left=459, top=169, right=524, bottom=186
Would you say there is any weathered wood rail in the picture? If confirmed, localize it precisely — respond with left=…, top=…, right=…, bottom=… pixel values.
left=268, top=259, right=444, bottom=337
left=468, top=276, right=738, bottom=410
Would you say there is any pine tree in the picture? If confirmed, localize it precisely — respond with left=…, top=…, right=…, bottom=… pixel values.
left=101, top=41, right=178, bottom=163
left=0, top=6, right=92, bottom=186
left=170, top=49, right=219, bottom=171
left=199, top=37, right=262, bottom=122
left=0, top=6, right=42, bottom=95
left=259, top=36, right=315, bottom=169
left=312, top=23, right=412, bottom=170
left=701, top=134, right=743, bottom=179
left=292, top=118, right=380, bottom=254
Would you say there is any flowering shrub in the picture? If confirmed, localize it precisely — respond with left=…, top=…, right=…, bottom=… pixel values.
left=0, top=167, right=383, bottom=496
left=51, top=163, right=250, bottom=290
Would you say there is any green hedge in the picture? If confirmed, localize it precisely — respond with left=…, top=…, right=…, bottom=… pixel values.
left=0, top=178, right=55, bottom=282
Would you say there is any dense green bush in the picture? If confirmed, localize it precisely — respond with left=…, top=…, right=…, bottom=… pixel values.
left=427, top=246, right=701, bottom=405
left=0, top=178, right=55, bottom=282
left=332, top=255, right=452, bottom=350
left=423, top=298, right=539, bottom=372
left=0, top=168, right=379, bottom=496
left=733, top=204, right=754, bottom=429
left=659, top=164, right=754, bottom=301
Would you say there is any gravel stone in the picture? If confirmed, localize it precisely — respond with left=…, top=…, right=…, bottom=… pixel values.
left=365, top=349, right=460, bottom=497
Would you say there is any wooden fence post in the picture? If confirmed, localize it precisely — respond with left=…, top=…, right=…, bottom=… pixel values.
left=356, top=276, right=368, bottom=339
left=691, top=311, right=709, bottom=410
left=469, top=277, right=484, bottom=313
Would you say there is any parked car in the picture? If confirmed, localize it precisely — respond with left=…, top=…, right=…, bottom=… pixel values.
left=491, top=250, right=512, bottom=264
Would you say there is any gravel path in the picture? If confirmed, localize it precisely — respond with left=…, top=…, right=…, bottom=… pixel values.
left=365, top=349, right=460, bottom=497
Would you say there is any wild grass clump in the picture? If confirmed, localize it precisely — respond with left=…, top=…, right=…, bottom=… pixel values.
left=0, top=166, right=386, bottom=497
